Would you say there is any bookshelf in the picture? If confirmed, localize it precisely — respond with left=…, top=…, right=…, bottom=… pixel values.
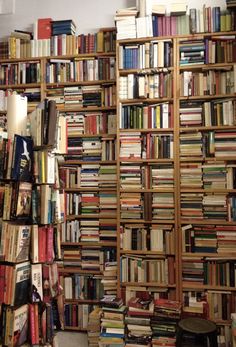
left=53, top=29, right=118, bottom=331
left=116, top=35, right=178, bottom=306
left=176, top=31, right=236, bottom=344
left=116, top=28, right=236, bottom=345
left=0, top=26, right=118, bottom=334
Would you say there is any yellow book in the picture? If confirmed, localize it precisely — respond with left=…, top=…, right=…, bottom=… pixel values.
left=97, top=31, right=104, bottom=53
left=155, top=105, right=161, bottom=128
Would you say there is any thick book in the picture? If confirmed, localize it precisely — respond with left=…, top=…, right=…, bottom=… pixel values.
left=11, top=135, right=33, bottom=182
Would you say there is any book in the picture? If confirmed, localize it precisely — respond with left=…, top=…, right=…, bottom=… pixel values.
left=15, top=182, right=32, bottom=218
left=11, top=135, right=33, bottom=182
left=37, top=18, right=52, bottom=39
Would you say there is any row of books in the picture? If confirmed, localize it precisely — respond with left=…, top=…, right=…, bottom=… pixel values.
left=120, top=163, right=174, bottom=189
left=179, top=99, right=236, bottom=127
left=183, top=289, right=236, bottom=321
left=182, top=258, right=236, bottom=287
left=63, top=275, right=104, bottom=300
left=120, top=103, right=173, bottom=129
left=60, top=218, right=117, bottom=243
left=180, top=162, right=236, bottom=189
left=180, top=68, right=236, bottom=96
left=64, top=304, right=90, bottom=328
left=46, top=85, right=116, bottom=109
left=180, top=193, right=236, bottom=221
left=62, top=247, right=116, bottom=270
left=46, top=57, right=115, bottom=83
left=60, top=164, right=116, bottom=189
left=180, top=131, right=236, bottom=158
left=182, top=224, right=236, bottom=254
left=65, top=192, right=117, bottom=219
left=120, top=224, right=175, bottom=253
left=65, top=112, right=116, bottom=136
left=152, top=10, right=236, bottom=37
left=118, top=40, right=173, bottom=69
left=115, top=5, right=236, bottom=40
left=119, top=132, right=174, bottom=159
left=0, top=62, right=41, bottom=85
left=32, top=184, right=65, bottom=224
left=0, top=302, right=55, bottom=347
left=120, top=255, right=174, bottom=284
left=179, top=36, right=236, bottom=65
left=119, top=72, right=173, bottom=100
left=1, top=28, right=116, bottom=59
left=66, top=137, right=116, bottom=161
left=120, top=192, right=174, bottom=220
left=0, top=221, right=60, bottom=264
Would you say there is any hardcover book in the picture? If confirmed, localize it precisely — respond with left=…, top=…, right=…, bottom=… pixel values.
left=13, top=261, right=31, bottom=306
left=11, top=135, right=33, bottom=182
left=15, top=182, right=32, bottom=218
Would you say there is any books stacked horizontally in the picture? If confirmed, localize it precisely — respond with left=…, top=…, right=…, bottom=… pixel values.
left=99, top=296, right=126, bottom=347
left=180, top=163, right=202, bottom=189
left=179, top=39, right=205, bottom=66
left=125, top=294, right=154, bottom=347
left=115, top=7, right=138, bottom=40
left=88, top=307, right=103, bottom=347
left=152, top=298, right=181, bottom=347
left=102, top=261, right=118, bottom=295
left=51, top=19, right=76, bottom=36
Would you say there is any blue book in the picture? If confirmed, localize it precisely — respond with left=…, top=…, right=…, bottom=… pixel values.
left=11, top=135, right=33, bottom=182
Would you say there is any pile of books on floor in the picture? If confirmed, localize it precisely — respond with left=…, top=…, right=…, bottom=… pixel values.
left=99, top=296, right=126, bottom=347
left=151, top=298, right=181, bottom=347
left=125, top=293, right=154, bottom=347
left=88, top=307, right=103, bottom=347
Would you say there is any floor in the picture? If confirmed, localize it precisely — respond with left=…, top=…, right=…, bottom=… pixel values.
left=55, top=331, right=88, bottom=347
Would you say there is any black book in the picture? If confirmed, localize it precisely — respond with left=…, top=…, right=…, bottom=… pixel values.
left=11, top=135, right=33, bottom=182
left=13, top=261, right=31, bottom=306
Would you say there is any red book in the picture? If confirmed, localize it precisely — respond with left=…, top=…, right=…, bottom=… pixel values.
left=46, top=226, right=54, bottom=263
left=38, top=226, right=47, bottom=263
left=29, top=304, right=36, bottom=345
left=34, top=304, right=39, bottom=344
left=42, top=265, right=51, bottom=303
left=37, top=18, right=52, bottom=39
left=0, top=265, right=5, bottom=302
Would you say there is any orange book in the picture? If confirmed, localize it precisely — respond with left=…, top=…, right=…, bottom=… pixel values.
left=37, top=18, right=52, bottom=39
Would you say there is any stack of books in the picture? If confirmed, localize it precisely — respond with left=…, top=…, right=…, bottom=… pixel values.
left=179, top=101, right=203, bottom=127
left=102, top=261, right=118, bottom=295
left=151, top=164, right=174, bottom=188
left=125, top=294, right=154, bottom=347
left=152, top=193, right=174, bottom=220
left=99, top=218, right=117, bottom=242
left=179, top=132, right=203, bottom=158
left=51, top=19, right=76, bottom=35
left=179, top=39, right=205, bottom=66
left=99, top=165, right=117, bottom=189
left=64, top=86, right=82, bottom=106
left=114, top=7, right=138, bottom=40
left=180, top=163, right=203, bottom=188
left=181, top=193, right=204, bottom=220
left=88, top=307, right=103, bottom=347
left=120, top=164, right=142, bottom=189
left=99, top=296, right=126, bottom=347
left=152, top=298, right=181, bottom=347
left=119, top=132, right=142, bottom=159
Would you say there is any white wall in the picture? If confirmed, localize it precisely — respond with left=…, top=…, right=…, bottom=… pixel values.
left=0, top=0, right=226, bottom=40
